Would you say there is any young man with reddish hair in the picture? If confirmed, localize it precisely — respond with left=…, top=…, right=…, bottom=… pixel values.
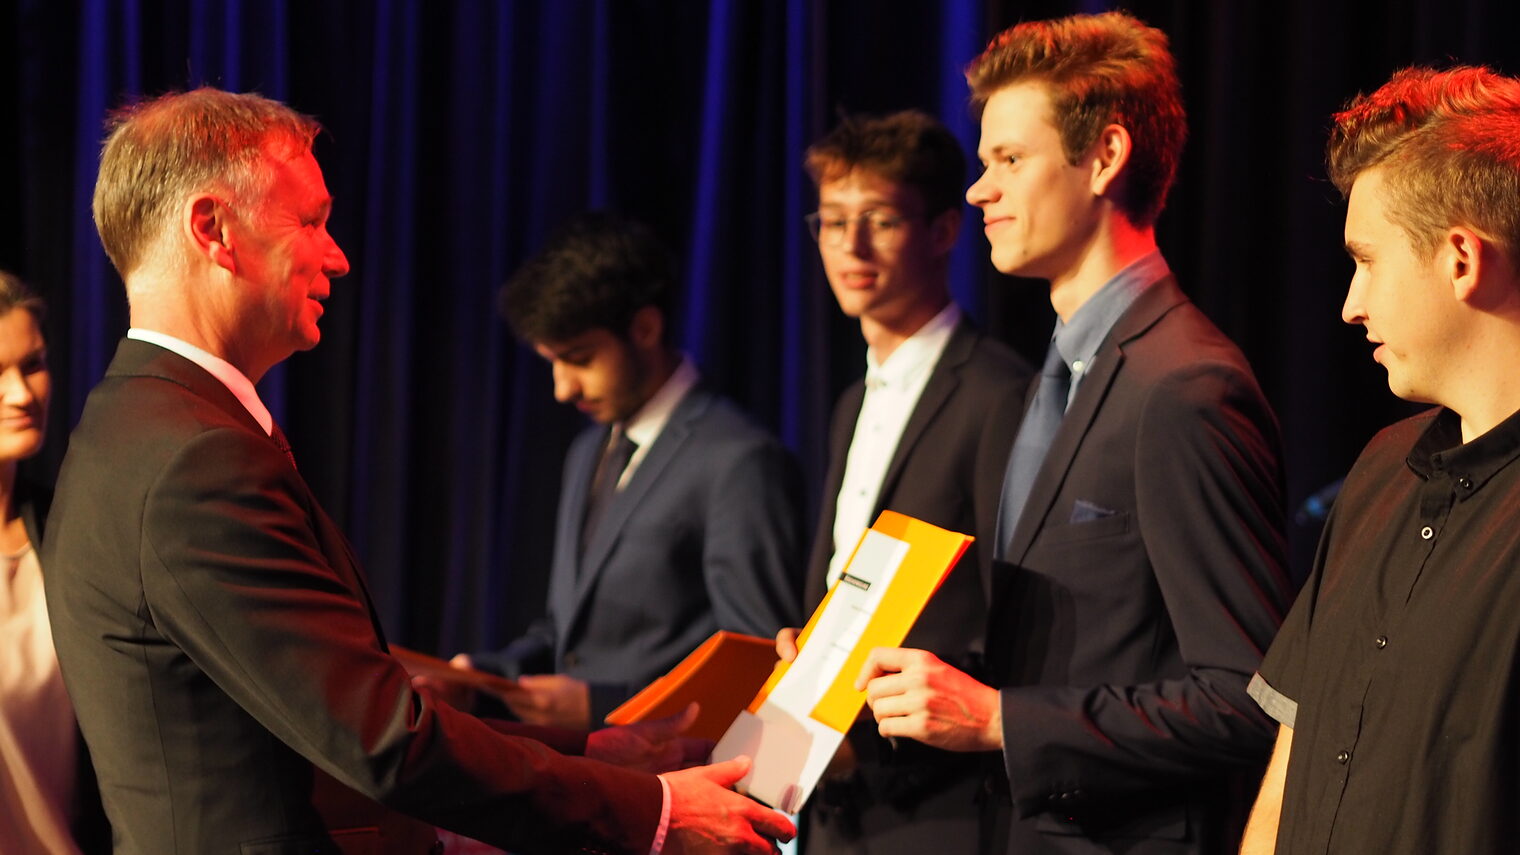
left=1243, top=66, right=1520, bottom=855
left=853, top=13, right=1291, bottom=853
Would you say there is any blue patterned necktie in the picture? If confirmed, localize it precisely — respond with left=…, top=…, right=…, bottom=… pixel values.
left=995, top=340, right=1071, bottom=560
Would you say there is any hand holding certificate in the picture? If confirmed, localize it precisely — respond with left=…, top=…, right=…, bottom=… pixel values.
left=712, top=511, right=972, bottom=811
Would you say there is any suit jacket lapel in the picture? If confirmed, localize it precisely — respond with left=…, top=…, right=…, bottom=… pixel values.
left=564, top=387, right=716, bottom=639
left=1005, top=278, right=1189, bottom=563
left=872, top=321, right=973, bottom=512
left=805, top=381, right=864, bottom=609
left=549, top=428, right=604, bottom=641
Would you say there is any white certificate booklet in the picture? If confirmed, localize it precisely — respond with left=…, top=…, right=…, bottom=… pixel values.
left=712, top=528, right=911, bottom=811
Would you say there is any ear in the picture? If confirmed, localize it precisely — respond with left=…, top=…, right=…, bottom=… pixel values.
left=187, top=194, right=237, bottom=274
left=1088, top=124, right=1133, bottom=198
left=628, top=305, right=664, bottom=351
left=928, top=207, right=962, bottom=257
left=1445, top=226, right=1486, bottom=305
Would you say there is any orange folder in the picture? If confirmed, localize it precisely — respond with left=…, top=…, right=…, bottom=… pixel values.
left=390, top=645, right=525, bottom=700
left=604, top=631, right=780, bottom=741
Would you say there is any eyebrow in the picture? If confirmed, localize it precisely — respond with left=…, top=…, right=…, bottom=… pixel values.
left=543, top=343, right=593, bottom=362
left=818, top=200, right=899, bottom=210
left=976, top=141, right=1017, bottom=160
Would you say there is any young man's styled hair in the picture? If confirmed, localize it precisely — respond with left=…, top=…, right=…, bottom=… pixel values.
left=965, top=10, right=1186, bottom=228
left=499, top=212, right=678, bottom=344
left=1328, top=65, right=1520, bottom=265
left=804, top=110, right=967, bottom=218
left=93, top=87, right=322, bottom=277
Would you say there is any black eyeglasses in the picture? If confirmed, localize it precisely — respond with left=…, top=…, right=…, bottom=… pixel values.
left=804, top=210, right=917, bottom=248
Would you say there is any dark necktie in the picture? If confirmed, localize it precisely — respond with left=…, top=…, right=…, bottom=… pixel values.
left=995, top=340, right=1071, bottom=560
left=271, top=423, right=298, bottom=470
left=579, top=429, right=638, bottom=559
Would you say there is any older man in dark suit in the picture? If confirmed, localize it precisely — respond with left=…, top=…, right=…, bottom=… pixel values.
left=42, top=87, right=792, bottom=855
left=854, top=13, right=1293, bottom=854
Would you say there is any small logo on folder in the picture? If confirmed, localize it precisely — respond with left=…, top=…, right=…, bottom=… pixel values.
left=840, top=573, right=871, bottom=591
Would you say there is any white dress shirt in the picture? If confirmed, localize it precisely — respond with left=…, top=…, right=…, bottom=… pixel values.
left=827, top=303, right=961, bottom=586
left=127, top=328, right=275, bottom=435
left=616, top=355, right=699, bottom=489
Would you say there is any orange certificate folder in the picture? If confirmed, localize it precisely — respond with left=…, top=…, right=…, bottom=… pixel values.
left=391, top=645, right=524, bottom=700
left=604, top=631, right=779, bottom=742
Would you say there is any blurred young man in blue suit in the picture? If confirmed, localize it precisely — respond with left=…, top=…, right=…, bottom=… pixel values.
left=461, top=212, right=804, bottom=730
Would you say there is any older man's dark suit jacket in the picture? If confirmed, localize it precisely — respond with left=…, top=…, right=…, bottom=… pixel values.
left=987, top=278, right=1292, bottom=854
left=42, top=339, right=663, bottom=855
left=473, top=382, right=803, bottom=725
left=802, top=321, right=1030, bottom=854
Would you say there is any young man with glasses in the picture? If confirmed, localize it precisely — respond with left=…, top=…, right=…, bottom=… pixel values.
left=782, top=110, right=1031, bottom=854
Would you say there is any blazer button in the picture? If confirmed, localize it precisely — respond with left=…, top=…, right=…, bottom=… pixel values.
left=1336, top=749, right=1351, bottom=764
left=1374, top=635, right=1388, bottom=649
left=563, top=652, right=580, bottom=668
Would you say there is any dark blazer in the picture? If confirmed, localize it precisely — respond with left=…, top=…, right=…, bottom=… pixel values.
left=988, top=278, right=1292, bottom=854
left=43, top=339, right=663, bottom=855
left=802, top=321, right=1030, bottom=854
left=475, top=382, right=804, bottom=724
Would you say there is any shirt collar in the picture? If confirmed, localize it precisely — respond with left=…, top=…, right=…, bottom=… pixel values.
left=127, top=328, right=274, bottom=435
left=1409, top=405, right=1520, bottom=497
left=865, top=302, right=962, bottom=389
left=1052, top=250, right=1170, bottom=375
left=622, top=355, right=699, bottom=450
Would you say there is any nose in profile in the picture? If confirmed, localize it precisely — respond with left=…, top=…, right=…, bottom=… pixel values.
left=324, top=233, right=351, bottom=279
left=551, top=363, right=581, bottom=403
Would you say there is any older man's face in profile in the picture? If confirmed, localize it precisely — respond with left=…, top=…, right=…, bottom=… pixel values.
left=233, top=148, right=350, bottom=360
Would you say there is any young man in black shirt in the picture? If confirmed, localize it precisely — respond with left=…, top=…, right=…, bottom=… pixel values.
left=1243, top=66, right=1520, bottom=854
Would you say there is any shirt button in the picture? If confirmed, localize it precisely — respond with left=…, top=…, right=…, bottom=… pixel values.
left=1336, top=749, right=1351, bottom=764
left=1458, top=477, right=1473, bottom=490
left=1420, top=525, right=1434, bottom=540
left=1374, top=635, right=1388, bottom=649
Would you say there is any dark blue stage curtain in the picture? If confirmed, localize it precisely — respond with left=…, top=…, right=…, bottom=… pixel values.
left=6, top=0, right=1520, bottom=653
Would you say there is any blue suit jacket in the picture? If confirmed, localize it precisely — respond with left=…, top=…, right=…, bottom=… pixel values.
left=476, top=383, right=804, bottom=723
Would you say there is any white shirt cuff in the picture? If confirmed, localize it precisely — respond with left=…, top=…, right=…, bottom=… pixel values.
left=649, top=774, right=672, bottom=855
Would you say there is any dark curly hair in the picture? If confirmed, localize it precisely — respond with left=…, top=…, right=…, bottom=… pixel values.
left=499, top=212, right=678, bottom=344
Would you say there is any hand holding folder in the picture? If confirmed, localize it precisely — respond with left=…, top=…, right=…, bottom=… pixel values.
left=712, top=511, right=973, bottom=811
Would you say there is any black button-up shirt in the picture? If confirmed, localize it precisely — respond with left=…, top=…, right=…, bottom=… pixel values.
left=1250, top=405, right=1520, bottom=853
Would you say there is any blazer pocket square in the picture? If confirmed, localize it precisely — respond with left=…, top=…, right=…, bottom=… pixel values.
left=1070, top=499, right=1119, bottom=523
